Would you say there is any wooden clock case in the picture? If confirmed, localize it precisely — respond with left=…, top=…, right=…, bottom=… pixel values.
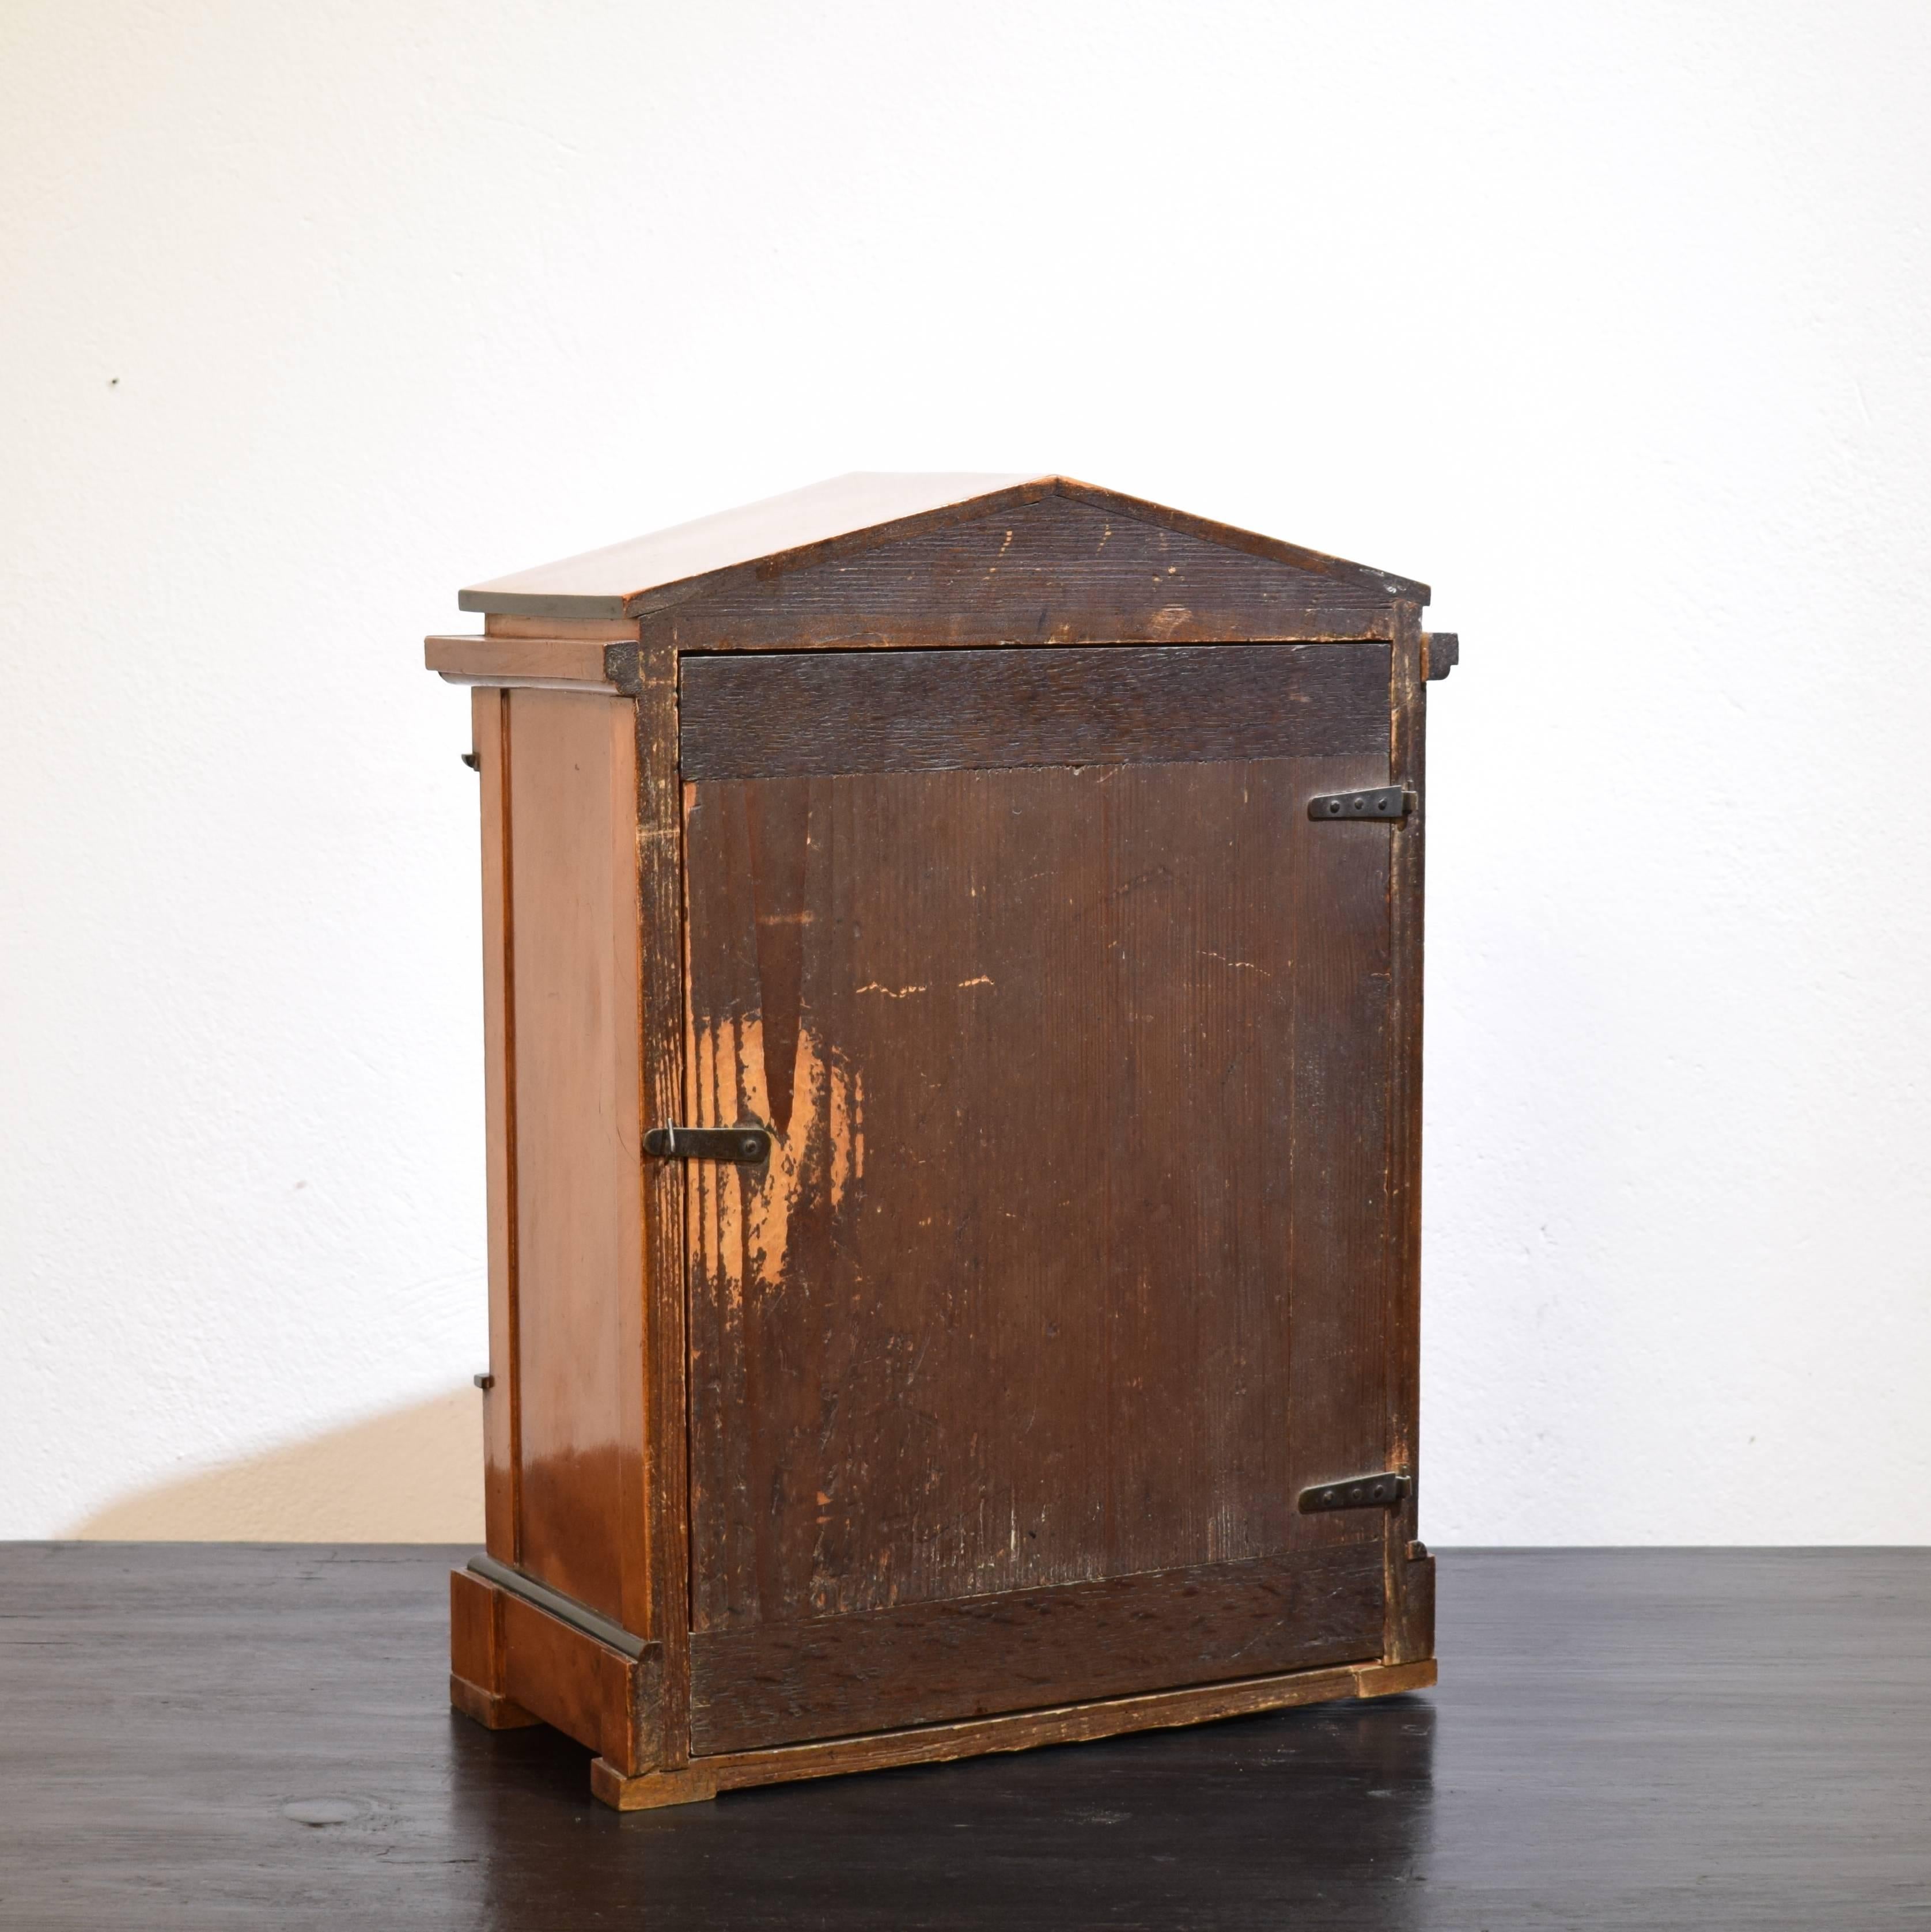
left=426, top=473, right=1449, bottom=1809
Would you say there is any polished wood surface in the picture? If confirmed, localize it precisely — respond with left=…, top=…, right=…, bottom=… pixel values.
left=502, top=691, right=648, bottom=1628
left=5, top=1546, right=1924, bottom=1928
left=427, top=635, right=619, bottom=687
left=460, top=472, right=1042, bottom=618
left=471, top=688, right=519, bottom=1563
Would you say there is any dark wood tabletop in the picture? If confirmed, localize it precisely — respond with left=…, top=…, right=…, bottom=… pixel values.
left=2, top=1544, right=1924, bottom=1928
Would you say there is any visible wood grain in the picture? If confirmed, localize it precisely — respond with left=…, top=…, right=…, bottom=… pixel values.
left=504, top=692, right=648, bottom=1630
left=497, top=1591, right=642, bottom=1774
left=633, top=629, right=692, bottom=1764
left=690, top=1544, right=1385, bottom=1754
left=604, top=1657, right=1430, bottom=1809
left=679, top=642, right=1389, bottom=780
left=660, top=492, right=1398, bottom=652
left=428, top=636, right=616, bottom=687
left=485, top=613, right=645, bottom=640
left=1383, top=603, right=1429, bottom=1660
left=437, top=479, right=1438, bottom=1806
left=1389, top=1543, right=1437, bottom=1666
left=449, top=1567, right=502, bottom=1691
left=470, top=688, right=519, bottom=1564
left=461, top=473, right=1050, bottom=618
left=683, top=752, right=1395, bottom=1651
left=1286, top=736, right=1394, bottom=1570
left=449, top=1671, right=540, bottom=1731
left=457, top=473, right=1426, bottom=620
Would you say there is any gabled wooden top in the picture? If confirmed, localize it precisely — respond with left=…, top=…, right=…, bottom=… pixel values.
left=458, top=473, right=1429, bottom=622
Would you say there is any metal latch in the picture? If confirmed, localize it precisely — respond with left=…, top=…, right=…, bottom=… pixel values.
left=1297, top=1472, right=1411, bottom=1513
left=645, top=1125, right=772, bottom=1164
left=1308, top=787, right=1410, bottom=822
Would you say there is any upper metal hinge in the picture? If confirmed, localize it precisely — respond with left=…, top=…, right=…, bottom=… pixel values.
left=645, top=1124, right=771, bottom=1164
left=1308, top=787, right=1411, bottom=823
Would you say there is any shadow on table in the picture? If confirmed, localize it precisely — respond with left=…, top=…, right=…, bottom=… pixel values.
left=448, top=1691, right=1437, bottom=1929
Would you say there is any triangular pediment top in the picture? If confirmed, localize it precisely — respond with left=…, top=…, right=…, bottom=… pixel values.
left=459, top=474, right=1429, bottom=621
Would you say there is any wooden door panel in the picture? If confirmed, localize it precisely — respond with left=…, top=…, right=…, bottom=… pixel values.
left=683, top=725, right=1394, bottom=1641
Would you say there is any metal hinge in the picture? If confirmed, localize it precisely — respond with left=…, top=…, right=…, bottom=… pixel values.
left=645, top=1124, right=772, bottom=1164
left=1308, top=787, right=1411, bottom=822
left=1297, top=1472, right=1412, bottom=1513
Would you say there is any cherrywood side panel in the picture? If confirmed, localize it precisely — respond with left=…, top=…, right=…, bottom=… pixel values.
left=505, top=691, right=648, bottom=1629
left=661, top=494, right=1396, bottom=651
left=449, top=1570, right=541, bottom=1730
left=449, top=1566, right=501, bottom=1691
left=429, top=636, right=615, bottom=686
left=689, top=1543, right=1385, bottom=1755
left=679, top=642, right=1389, bottom=781
left=497, top=1592, right=647, bottom=1774
left=471, top=689, right=520, bottom=1564
left=683, top=737, right=1395, bottom=1638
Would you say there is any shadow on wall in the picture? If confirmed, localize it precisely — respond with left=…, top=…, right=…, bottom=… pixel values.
left=70, top=1389, right=485, bottom=1540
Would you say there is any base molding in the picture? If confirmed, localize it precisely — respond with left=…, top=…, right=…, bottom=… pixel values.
left=449, top=1672, right=540, bottom=1731
left=587, top=1657, right=1437, bottom=1812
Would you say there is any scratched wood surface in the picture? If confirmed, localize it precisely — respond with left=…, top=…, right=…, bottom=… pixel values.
left=679, top=642, right=1389, bottom=781
left=688, top=1544, right=1385, bottom=1755
left=660, top=491, right=1399, bottom=650
left=682, top=710, right=1396, bottom=1713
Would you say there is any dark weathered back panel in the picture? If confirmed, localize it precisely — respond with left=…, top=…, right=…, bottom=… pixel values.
left=689, top=1543, right=1386, bottom=1755
left=679, top=642, right=1387, bottom=781
left=682, top=658, right=1395, bottom=1669
left=661, top=493, right=1395, bottom=651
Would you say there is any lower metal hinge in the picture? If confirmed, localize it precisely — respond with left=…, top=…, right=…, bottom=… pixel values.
left=1298, top=1472, right=1411, bottom=1513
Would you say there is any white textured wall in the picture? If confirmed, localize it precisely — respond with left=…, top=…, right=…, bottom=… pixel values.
left=4, top=1, right=1926, bottom=1541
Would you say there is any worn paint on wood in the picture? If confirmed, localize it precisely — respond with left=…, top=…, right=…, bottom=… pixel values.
left=661, top=492, right=1398, bottom=651
left=683, top=737, right=1395, bottom=1651
left=689, top=1542, right=1385, bottom=1753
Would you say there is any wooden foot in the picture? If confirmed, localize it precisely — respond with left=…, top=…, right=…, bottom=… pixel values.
left=450, top=1672, right=540, bottom=1731
left=591, top=1758, right=721, bottom=1810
